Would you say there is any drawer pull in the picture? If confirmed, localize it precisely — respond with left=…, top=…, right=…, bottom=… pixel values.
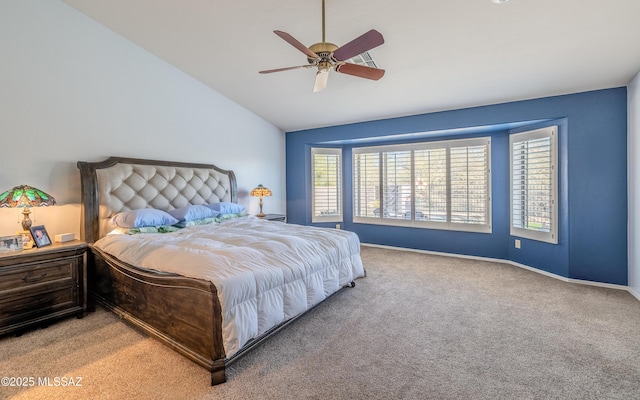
left=22, top=273, right=47, bottom=283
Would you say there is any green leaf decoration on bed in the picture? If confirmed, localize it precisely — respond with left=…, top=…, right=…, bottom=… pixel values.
left=0, top=185, right=56, bottom=208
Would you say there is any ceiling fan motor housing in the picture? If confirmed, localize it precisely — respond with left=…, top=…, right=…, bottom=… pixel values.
left=308, top=42, right=338, bottom=64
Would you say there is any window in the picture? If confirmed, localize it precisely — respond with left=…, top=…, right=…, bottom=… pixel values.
left=311, top=148, right=342, bottom=223
left=353, top=137, right=491, bottom=233
left=510, top=126, right=558, bottom=244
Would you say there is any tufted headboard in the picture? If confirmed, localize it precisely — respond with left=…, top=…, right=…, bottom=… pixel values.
left=77, top=157, right=237, bottom=243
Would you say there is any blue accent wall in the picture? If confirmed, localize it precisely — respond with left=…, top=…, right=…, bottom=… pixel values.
left=286, top=88, right=628, bottom=285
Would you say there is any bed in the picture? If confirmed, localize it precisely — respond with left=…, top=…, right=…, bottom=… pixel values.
left=77, top=156, right=364, bottom=385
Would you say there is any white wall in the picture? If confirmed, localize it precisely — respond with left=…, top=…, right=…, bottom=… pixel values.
left=0, top=1, right=285, bottom=239
left=629, top=70, right=640, bottom=299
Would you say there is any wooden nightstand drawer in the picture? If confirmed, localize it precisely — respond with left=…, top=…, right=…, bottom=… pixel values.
left=0, top=285, right=78, bottom=326
left=0, top=241, right=87, bottom=336
left=0, top=258, right=76, bottom=292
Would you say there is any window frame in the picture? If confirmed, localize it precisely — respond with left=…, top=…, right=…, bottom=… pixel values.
left=352, top=137, right=492, bottom=233
left=311, top=147, right=343, bottom=223
left=509, top=126, right=558, bottom=244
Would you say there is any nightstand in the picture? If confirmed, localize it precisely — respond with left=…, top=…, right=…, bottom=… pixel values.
left=261, top=214, right=286, bottom=222
left=0, top=240, right=87, bottom=336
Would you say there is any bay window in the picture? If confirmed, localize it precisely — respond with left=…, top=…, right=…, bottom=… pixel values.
left=353, top=137, right=491, bottom=233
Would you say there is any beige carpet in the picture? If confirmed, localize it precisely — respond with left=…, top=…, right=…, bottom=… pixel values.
left=1, top=246, right=639, bottom=400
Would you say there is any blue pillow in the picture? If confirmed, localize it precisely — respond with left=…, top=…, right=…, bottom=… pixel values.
left=110, top=209, right=179, bottom=228
left=205, top=202, right=245, bottom=214
left=168, top=204, right=219, bottom=222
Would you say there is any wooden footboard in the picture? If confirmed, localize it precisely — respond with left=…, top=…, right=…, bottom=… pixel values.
left=89, top=247, right=228, bottom=384
left=88, top=245, right=357, bottom=385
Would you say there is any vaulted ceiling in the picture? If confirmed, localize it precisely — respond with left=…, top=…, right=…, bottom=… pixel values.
left=63, top=0, right=640, bottom=132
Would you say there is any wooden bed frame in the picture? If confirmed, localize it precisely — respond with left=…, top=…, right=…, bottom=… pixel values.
left=77, top=156, right=348, bottom=385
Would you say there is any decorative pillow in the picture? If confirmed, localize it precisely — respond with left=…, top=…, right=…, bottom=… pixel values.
left=110, top=209, right=179, bottom=228
left=168, top=204, right=219, bottom=222
left=205, top=202, right=245, bottom=214
left=174, top=217, right=218, bottom=228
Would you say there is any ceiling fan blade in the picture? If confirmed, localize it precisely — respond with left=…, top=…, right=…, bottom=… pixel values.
left=313, top=71, right=329, bottom=92
left=259, top=65, right=313, bottom=74
left=332, top=29, right=384, bottom=61
left=274, top=30, right=319, bottom=59
left=336, top=63, right=385, bottom=80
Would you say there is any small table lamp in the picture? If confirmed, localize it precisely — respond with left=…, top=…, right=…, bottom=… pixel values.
left=0, top=185, right=56, bottom=230
left=250, top=184, right=272, bottom=218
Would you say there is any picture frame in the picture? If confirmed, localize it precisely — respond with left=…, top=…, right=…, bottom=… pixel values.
left=0, top=235, right=23, bottom=253
left=29, top=225, right=52, bottom=248
left=17, top=230, right=35, bottom=249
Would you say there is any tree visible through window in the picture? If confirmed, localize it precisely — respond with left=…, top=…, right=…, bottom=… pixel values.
left=311, top=148, right=342, bottom=223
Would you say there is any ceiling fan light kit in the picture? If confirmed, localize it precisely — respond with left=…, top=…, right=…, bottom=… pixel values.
left=259, top=0, right=385, bottom=92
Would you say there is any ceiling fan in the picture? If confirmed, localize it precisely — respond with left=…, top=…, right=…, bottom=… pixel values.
left=259, top=0, right=385, bottom=92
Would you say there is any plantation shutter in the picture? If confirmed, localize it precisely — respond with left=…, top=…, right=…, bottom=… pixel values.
left=510, top=126, right=558, bottom=243
left=311, top=148, right=342, bottom=222
left=450, top=144, right=489, bottom=225
left=382, top=151, right=412, bottom=219
left=353, top=152, right=380, bottom=218
left=414, top=148, right=447, bottom=222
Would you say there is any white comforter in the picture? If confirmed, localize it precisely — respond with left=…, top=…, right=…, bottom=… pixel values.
left=93, top=217, right=364, bottom=357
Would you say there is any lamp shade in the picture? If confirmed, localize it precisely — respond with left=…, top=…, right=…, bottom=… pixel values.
left=0, top=185, right=56, bottom=208
left=250, top=184, right=272, bottom=198
left=0, top=185, right=56, bottom=230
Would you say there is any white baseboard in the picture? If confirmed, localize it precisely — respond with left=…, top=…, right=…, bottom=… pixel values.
left=361, top=243, right=631, bottom=293
left=629, top=287, right=640, bottom=302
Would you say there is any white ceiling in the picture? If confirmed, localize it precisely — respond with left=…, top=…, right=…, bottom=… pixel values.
left=62, top=0, right=640, bottom=132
